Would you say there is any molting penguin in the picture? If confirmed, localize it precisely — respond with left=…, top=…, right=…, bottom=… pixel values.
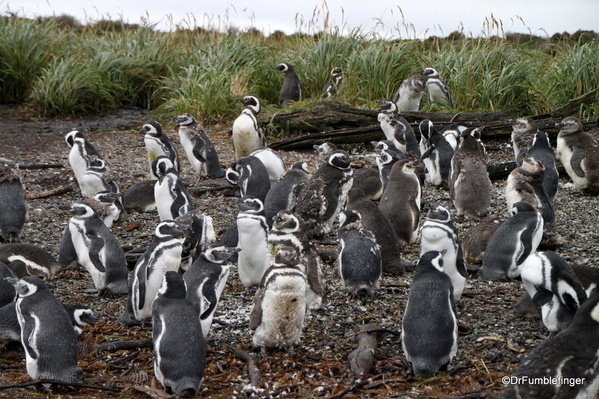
left=152, top=271, right=206, bottom=398
left=153, top=156, right=194, bottom=221
left=393, top=74, right=426, bottom=113
left=478, top=201, right=544, bottom=281
left=377, top=99, right=420, bottom=157
left=373, top=140, right=407, bottom=191
left=527, top=130, right=559, bottom=202
left=236, top=197, right=270, bottom=288
left=313, top=142, right=338, bottom=168
left=556, top=116, right=599, bottom=193
left=337, top=210, right=382, bottom=298
left=0, top=243, right=61, bottom=280
left=231, top=96, right=266, bottom=160
left=123, top=180, right=157, bottom=214
left=419, top=67, right=456, bottom=108
left=419, top=204, right=467, bottom=302
left=8, top=276, right=82, bottom=382
left=226, top=155, right=271, bottom=204
left=250, top=147, right=287, bottom=186
left=264, top=161, right=311, bottom=228
left=509, top=117, right=538, bottom=166
left=418, top=119, right=454, bottom=188
left=322, top=66, right=343, bottom=98
left=402, top=251, right=458, bottom=379
left=275, top=62, right=302, bottom=106
left=140, top=120, right=180, bottom=179
left=0, top=160, right=27, bottom=243
left=249, top=246, right=307, bottom=354
left=175, top=211, right=216, bottom=271
left=378, top=159, right=421, bottom=246
left=172, top=113, right=225, bottom=178
left=503, top=293, right=599, bottom=399
left=461, top=217, right=502, bottom=265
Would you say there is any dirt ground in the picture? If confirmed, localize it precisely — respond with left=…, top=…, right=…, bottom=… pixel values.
left=0, top=104, right=598, bottom=399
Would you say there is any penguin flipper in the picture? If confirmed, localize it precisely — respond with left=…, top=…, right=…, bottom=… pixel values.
left=249, top=288, right=265, bottom=330
left=20, top=311, right=38, bottom=359
left=456, top=244, right=468, bottom=278
left=570, top=149, right=586, bottom=177
left=199, top=276, right=218, bottom=321
left=88, top=234, right=107, bottom=272
left=192, top=142, right=207, bottom=163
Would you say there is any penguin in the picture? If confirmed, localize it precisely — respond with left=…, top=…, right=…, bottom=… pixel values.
left=226, top=155, right=271, bottom=204
left=418, top=119, right=454, bottom=188
left=419, top=204, right=468, bottom=302
left=439, top=123, right=467, bottom=151
left=67, top=201, right=128, bottom=295
left=461, top=217, right=502, bottom=264
left=8, top=276, right=83, bottom=383
left=123, top=180, right=157, bottom=213
left=0, top=243, right=61, bottom=280
left=63, top=303, right=96, bottom=336
left=121, top=220, right=186, bottom=325
left=419, top=67, right=456, bottom=108
left=172, top=113, right=225, bottom=178
left=152, top=271, right=206, bottom=398
left=275, top=62, right=302, bottom=106
left=175, top=211, right=216, bottom=271
left=64, top=130, right=101, bottom=185
left=322, top=66, right=343, bottom=98
left=556, top=116, right=599, bottom=193
left=249, top=246, right=307, bottom=354
left=449, top=127, right=492, bottom=220
left=140, top=120, right=180, bottom=179
left=0, top=160, right=27, bottom=243
left=352, top=166, right=384, bottom=201
left=313, top=142, right=338, bottom=168
left=377, top=99, right=420, bottom=157
left=153, top=156, right=194, bottom=221
left=337, top=210, right=382, bottom=298
left=236, top=197, right=270, bottom=288
left=393, top=74, right=426, bottom=113
left=478, top=201, right=544, bottom=281
left=264, top=161, right=310, bottom=228
left=78, top=156, right=112, bottom=198
left=520, top=251, right=588, bottom=333
left=401, top=251, right=458, bottom=379
left=503, top=293, right=599, bottom=399
left=509, top=117, right=538, bottom=166
left=589, top=117, right=599, bottom=141
left=250, top=147, right=287, bottom=186
left=0, top=262, right=15, bottom=307
left=230, top=95, right=266, bottom=160
left=295, top=150, right=354, bottom=238
left=527, top=130, right=559, bottom=203
left=372, top=140, right=407, bottom=191
left=346, top=188, right=404, bottom=275
left=378, top=159, right=421, bottom=246
left=183, top=245, right=239, bottom=339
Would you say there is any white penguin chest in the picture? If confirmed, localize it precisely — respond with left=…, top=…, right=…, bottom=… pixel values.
left=232, top=113, right=262, bottom=158
left=178, top=130, right=203, bottom=172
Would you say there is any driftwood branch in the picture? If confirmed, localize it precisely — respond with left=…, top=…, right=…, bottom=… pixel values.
left=18, top=163, right=64, bottom=170
left=228, top=346, right=263, bottom=397
left=93, top=339, right=152, bottom=353
left=0, top=379, right=122, bottom=392
left=26, top=186, right=73, bottom=200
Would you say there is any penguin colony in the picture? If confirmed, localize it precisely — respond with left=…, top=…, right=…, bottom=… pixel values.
left=1, top=68, right=599, bottom=398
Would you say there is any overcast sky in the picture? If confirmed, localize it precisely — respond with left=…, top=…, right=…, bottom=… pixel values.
left=5, top=0, right=598, bottom=38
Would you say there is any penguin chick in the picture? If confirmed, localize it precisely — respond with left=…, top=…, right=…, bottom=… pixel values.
left=393, top=74, right=426, bottom=113
left=322, top=66, right=343, bottom=98
left=0, top=243, right=61, bottom=280
left=377, top=99, right=420, bottom=157
left=402, top=251, right=458, bottom=379
left=236, top=197, right=270, bottom=288
left=461, top=217, right=502, bottom=264
left=152, top=156, right=194, bottom=221
left=419, top=67, right=456, bottom=108
left=351, top=167, right=383, bottom=201
left=152, top=271, right=206, bottom=398
left=249, top=246, right=307, bottom=354
left=275, top=62, right=302, bottom=106
left=231, top=96, right=266, bottom=160
left=509, top=117, right=538, bottom=166
left=0, top=161, right=27, bottom=243
left=140, top=120, right=180, bottom=179
left=264, top=161, right=311, bottom=228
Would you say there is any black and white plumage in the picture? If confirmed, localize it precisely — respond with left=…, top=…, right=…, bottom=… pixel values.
left=79, top=156, right=113, bottom=198
left=140, top=120, right=180, bottom=179
left=275, top=62, right=302, bottom=106
left=503, top=293, right=599, bottom=399
left=64, top=303, right=96, bottom=336
left=509, top=117, right=538, bottom=166
left=556, top=116, right=599, bottom=193
left=0, top=262, right=16, bottom=307
left=418, top=119, right=454, bottom=187
left=175, top=211, right=216, bottom=271
left=393, top=74, right=426, bottom=113
left=250, top=147, right=287, bottom=186
left=226, top=155, right=271, bottom=204
left=232, top=96, right=266, bottom=160
left=439, top=123, right=467, bottom=151
left=67, top=201, right=128, bottom=295
left=152, top=271, right=206, bottom=398
left=264, top=161, right=310, bottom=228
left=337, top=210, right=381, bottom=298
left=153, top=156, right=194, bottom=221
left=0, top=243, right=61, bottom=281
left=402, top=251, right=458, bottom=379
left=527, top=130, right=559, bottom=203
left=64, top=130, right=101, bottom=186
left=236, top=197, right=270, bottom=288
left=419, top=204, right=467, bottom=302
left=520, top=251, right=588, bottom=333
left=322, top=66, right=343, bottom=98
left=377, top=99, right=420, bottom=157
left=419, top=67, right=456, bottom=108
left=478, top=201, right=544, bottom=281
left=183, top=245, right=239, bottom=338
left=372, top=140, right=407, bottom=191
left=8, top=276, right=82, bottom=383
left=249, top=246, right=307, bottom=353
left=0, top=160, right=27, bottom=243
left=295, top=150, right=354, bottom=237
left=313, top=142, right=338, bottom=168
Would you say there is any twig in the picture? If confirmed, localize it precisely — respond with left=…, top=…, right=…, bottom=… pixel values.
left=93, top=339, right=152, bottom=353
left=0, top=379, right=121, bottom=392
left=228, top=346, right=263, bottom=397
left=327, top=374, right=384, bottom=399
left=26, top=185, right=73, bottom=199
left=110, top=350, right=141, bottom=366
left=133, top=384, right=172, bottom=399
left=18, top=163, right=64, bottom=170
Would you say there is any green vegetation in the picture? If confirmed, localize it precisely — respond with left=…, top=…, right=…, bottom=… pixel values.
left=0, top=14, right=597, bottom=126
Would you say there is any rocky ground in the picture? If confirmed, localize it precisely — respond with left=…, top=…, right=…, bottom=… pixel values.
left=0, top=104, right=598, bottom=399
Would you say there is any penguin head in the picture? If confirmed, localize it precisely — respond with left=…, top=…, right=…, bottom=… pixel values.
left=272, top=210, right=300, bottom=233
left=237, top=197, right=264, bottom=214
left=204, top=245, right=240, bottom=264
left=274, top=246, right=299, bottom=267
left=521, top=157, right=545, bottom=176
left=314, top=142, right=338, bottom=158
left=418, top=250, right=446, bottom=272
left=87, top=156, right=106, bottom=171
left=171, top=113, right=196, bottom=127
left=531, top=131, right=551, bottom=149
left=155, top=220, right=188, bottom=240
left=425, top=203, right=450, bottom=223
left=290, top=161, right=310, bottom=174
left=339, top=209, right=361, bottom=228
left=69, top=201, right=96, bottom=218
left=570, top=293, right=599, bottom=330
left=457, top=128, right=483, bottom=153
left=511, top=201, right=537, bottom=215
left=65, top=304, right=97, bottom=329
left=152, top=156, right=176, bottom=179
left=419, top=67, right=439, bottom=78
left=65, top=130, right=84, bottom=148
left=157, top=271, right=187, bottom=299
left=275, top=62, right=293, bottom=72
left=327, top=150, right=352, bottom=171
left=330, top=66, right=343, bottom=77
left=419, top=119, right=435, bottom=140
left=7, top=276, right=45, bottom=298
left=408, top=74, right=426, bottom=91
left=377, top=99, right=398, bottom=113
left=556, top=116, right=583, bottom=135
left=509, top=117, right=537, bottom=134
left=236, top=96, right=261, bottom=114
left=140, top=120, right=162, bottom=137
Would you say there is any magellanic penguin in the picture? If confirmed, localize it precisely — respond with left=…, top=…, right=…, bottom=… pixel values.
left=172, top=113, right=226, bottom=178
left=419, top=67, right=456, bottom=108
left=153, top=156, right=194, bottom=221
left=478, top=201, right=544, bottom=281
left=337, top=210, right=382, bottom=298
left=231, top=96, right=266, bottom=160
left=236, top=197, right=270, bottom=288
left=503, top=293, right=599, bottom=399
left=226, top=156, right=271, bottom=204
left=152, top=271, right=206, bottom=398
left=67, top=201, right=129, bottom=295
left=123, top=180, right=157, bottom=214
left=175, top=211, right=216, bottom=271
left=264, top=161, right=311, bottom=228
left=0, top=243, right=61, bottom=280
left=556, top=116, right=599, bottom=193
left=250, top=147, right=287, bottom=186
left=461, top=217, right=502, bottom=265
left=509, top=117, right=538, bottom=166
left=418, top=119, right=454, bottom=188
left=183, top=245, right=239, bottom=339
left=8, top=276, right=83, bottom=383
left=249, top=246, right=307, bottom=354
left=520, top=251, right=587, bottom=334
left=140, top=120, right=180, bottom=179
left=527, top=130, right=559, bottom=203
left=313, top=141, right=338, bottom=168
left=64, top=130, right=101, bottom=186
left=402, top=251, right=458, bottom=379
left=0, top=160, right=27, bottom=243
left=120, top=220, right=186, bottom=325
left=378, top=159, right=421, bottom=247
left=449, top=127, right=492, bottom=220
left=393, top=74, right=426, bottom=113
left=275, top=62, right=302, bottom=107
left=0, top=262, right=16, bottom=307
left=372, top=140, right=407, bottom=191
left=420, top=204, right=468, bottom=302
left=439, top=123, right=467, bottom=152
left=322, top=66, right=343, bottom=98
left=377, top=99, right=421, bottom=158
left=295, top=150, right=354, bottom=238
